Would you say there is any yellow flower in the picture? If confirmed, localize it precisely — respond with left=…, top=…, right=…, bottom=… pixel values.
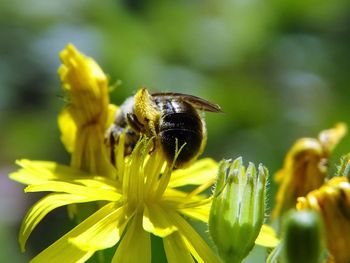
left=11, top=137, right=221, bottom=263
left=272, top=123, right=347, bottom=218
left=10, top=44, right=278, bottom=263
left=297, top=177, right=350, bottom=263
left=58, top=44, right=117, bottom=177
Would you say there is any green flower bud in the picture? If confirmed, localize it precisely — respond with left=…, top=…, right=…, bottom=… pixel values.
left=283, top=210, right=323, bottom=263
left=209, top=157, right=267, bottom=263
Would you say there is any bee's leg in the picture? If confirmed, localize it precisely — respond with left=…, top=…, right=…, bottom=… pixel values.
left=109, top=132, right=116, bottom=166
left=147, top=136, right=159, bottom=156
left=126, top=113, right=157, bottom=154
left=126, top=113, right=145, bottom=133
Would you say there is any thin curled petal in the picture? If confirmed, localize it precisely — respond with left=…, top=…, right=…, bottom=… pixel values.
left=31, top=203, right=117, bottom=263
left=20, top=193, right=97, bottom=252
left=163, top=232, right=194, bottom=263
left=112, top=214, right=151, bottom=263
left=169, top=158, right=218, bottom=188
left=143, top=205, right=177, bottom=237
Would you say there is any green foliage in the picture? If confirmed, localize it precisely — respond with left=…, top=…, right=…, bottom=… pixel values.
left=1, top=0, right=350, bottom=262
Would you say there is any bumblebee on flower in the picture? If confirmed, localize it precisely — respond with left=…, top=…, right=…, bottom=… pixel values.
left=10, top=44, right=278, bottom=263
left=10, top=44, right=223, bottom=263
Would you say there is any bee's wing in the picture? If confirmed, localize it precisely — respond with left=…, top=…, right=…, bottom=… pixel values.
left=151, top=92, right=222, bottom=112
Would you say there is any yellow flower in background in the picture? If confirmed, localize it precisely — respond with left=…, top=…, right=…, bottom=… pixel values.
left=272, top=123, right=347, bottom=218
left=58, top=44, right=117, bottom=177
left=10, top=137, right=221, bottom=263
left=297, top=177, right=350, bottom=263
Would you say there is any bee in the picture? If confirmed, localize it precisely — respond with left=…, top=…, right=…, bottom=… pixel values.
left=106, top=88, right=221, bottom=168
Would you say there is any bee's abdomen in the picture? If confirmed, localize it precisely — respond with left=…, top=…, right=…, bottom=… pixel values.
left=159, top=112, right=203, bottom=166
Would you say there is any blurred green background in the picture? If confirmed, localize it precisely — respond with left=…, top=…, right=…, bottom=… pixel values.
left=1, top=0, right=350, bottom=262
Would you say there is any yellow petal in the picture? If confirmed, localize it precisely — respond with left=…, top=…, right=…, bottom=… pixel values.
left=69, top=205, right=129, bottom=251
left=11, top=160, right=119, bottom=190
left=70, top=125, right=116, bottom=177
left=106, top=104, right=118, bottom=130
left=169, top=211, right=221, bottom=263
left=163, top=188, right=198, bottom=200
left=58, top=107, right=77, bottom=153
left=143, top=205, right=177, bottom=237
left=169, top=158, right=218, bottom=188
left=163, top=232, right=195, bottom=263
left=31, top=203, right=116, bottom=263
left=11, top=159, right=87, bottom=183
left=19, top=193, right=96, bottom=252
left=58, top=43, right=109, bottom=128
left=272, top=138, right=324, bottom=218
left=25, top=181, right=120, bottom=201
left=297, top=177, right=350, bottom=263
left=255, top=224, right=279, bottom=247
left=32, top=249, right=93, bottom=263
left=112, top=214, right=151, bottom=263
left=178, top=203, right=211, bottom=222
left=162, top=189, right=210, bottom=222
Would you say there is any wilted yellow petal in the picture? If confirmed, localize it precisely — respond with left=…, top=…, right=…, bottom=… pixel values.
left=169, top=158, right=218, bottom=188
left=273, top=137, right=327, bottom=218
left=143, top=205, right=177, bottom=237
left=255, top=224, right=279, bottom=247
left=318, top=122, right=347, bottom=155
left=163, top=232, right=194, bottom=263
left=112, top=214, right=151, bottom=263
left=274, top=138, right=323, bottom=183
left=273, top=123, right=347, bottom=219
left=297, top=177, right=350, bottom=263
left=19, top=193, right=97, bottom=252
